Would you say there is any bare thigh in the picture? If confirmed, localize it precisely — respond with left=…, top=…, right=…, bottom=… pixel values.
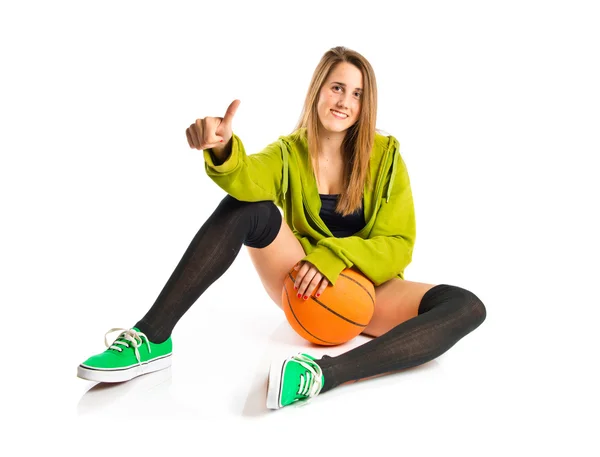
left=362, top=278, right=437, bottom=338
left=246, top=216, right=306, bottom=309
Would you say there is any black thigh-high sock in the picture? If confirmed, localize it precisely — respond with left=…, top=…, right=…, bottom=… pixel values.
left=315, top=284, right=487, bottom=393
left=134, top=195, right=282, bottom=343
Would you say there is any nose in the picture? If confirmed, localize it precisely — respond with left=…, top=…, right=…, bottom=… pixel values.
left=336, top=91, right=351, bottom=109
left=336, top=95, right=348, bottom=108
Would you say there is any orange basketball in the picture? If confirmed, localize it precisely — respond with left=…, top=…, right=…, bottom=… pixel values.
left=282, top=267, right=375, bottom=346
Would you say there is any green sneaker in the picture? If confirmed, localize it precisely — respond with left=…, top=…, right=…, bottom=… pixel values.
left=77, top=327, right=172, bottom=383
left=266, top=353, right=325, bottom=409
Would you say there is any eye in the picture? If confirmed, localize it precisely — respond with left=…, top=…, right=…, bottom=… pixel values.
left=355, top=92, right=362, bottom=98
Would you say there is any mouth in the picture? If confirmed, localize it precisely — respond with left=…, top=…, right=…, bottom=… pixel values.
left=330, top=109, right=349, bottom=120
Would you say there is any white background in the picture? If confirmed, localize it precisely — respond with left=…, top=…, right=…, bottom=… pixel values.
left=1, top=0, right=598, bottom=455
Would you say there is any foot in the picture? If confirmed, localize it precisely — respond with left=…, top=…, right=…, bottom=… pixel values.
left=77, top=327, right=172, bottom=383
left=266, top=353, right=325, bottom=409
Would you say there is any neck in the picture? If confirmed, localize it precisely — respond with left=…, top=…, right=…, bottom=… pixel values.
left=317, top=124, right=345, bottom=159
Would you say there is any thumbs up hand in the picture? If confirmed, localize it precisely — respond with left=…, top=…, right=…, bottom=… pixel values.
left=186, top=99, right=241, bottom=154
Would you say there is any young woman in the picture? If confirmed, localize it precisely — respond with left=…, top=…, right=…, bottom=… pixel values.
left=77, top=46, right=487, bottom=410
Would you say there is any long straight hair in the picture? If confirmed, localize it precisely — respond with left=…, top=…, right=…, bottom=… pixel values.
left=294, top=46, right=378, bottom=216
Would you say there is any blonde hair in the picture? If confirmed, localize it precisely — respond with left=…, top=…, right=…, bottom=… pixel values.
left=293, top=46, right=378, bottom=217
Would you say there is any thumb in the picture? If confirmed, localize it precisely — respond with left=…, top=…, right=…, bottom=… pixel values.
left=222, top=99, right=241, bottom=126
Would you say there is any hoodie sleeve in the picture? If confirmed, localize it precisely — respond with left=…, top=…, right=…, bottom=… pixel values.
left=301, top=151, right=416, bottom=287
left=203, top=132, right=284, bottom=202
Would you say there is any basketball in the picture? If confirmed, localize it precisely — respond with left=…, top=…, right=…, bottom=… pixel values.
left=282, top=267, right=375, bottom=346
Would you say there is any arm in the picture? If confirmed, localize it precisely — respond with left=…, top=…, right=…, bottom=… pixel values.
left=204, top=132, right=284, bottom=202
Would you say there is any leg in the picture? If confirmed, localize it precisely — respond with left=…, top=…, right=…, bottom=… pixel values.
left=317, top=282, right=487, bottom=393
left=78, top=194, right=286, bottom=383
left=266, top=281, right=487, bottom=408
left=246, top=217, right=306, bottom=309
left=363, top=278, right=437, bottom=338
left=135, top=195, right=285, bottom=343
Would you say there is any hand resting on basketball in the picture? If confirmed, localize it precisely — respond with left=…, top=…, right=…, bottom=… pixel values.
left=293, top=261, right=330, bottom=299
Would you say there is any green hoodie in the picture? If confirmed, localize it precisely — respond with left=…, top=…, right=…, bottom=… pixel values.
left=203, top=128, right=416, bottom=287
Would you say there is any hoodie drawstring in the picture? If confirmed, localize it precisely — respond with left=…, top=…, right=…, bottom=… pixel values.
left=279, top=139, right=289, bottom=201
left=386, top=138, right=400, bottom=203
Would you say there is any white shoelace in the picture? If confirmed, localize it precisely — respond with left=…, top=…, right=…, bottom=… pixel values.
left=105, top=328, right=151, bottom=366
left=291, top=353, right=324, bottom=407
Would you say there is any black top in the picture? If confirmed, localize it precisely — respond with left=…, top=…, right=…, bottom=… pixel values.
left=319, top=194, right=365, bottom=238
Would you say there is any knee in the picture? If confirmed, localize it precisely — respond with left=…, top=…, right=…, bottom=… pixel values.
left=244, top=200, right=282, bottom=248
left=215, top=195, right=282, bottom=249
left=217, top=194, right=278, bottom=213
left=215, top=195, right=278, bottom=220
left=456, top=286, right=487, bottom=329
left=216, top=194, right=256, bottom=212
left=421, top=284, right=487, bottom=328
left=468, top=290, right=486, bottom=327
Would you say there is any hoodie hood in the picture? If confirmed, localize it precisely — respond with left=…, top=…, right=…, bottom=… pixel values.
left=278, top=129, right=400, bottom=207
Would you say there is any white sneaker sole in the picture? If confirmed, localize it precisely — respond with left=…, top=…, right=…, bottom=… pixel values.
left=77, top=353, right=172, bottom=383
left=266, top=359, right=285, bottom=410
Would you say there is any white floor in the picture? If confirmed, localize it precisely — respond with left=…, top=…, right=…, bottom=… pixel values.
left=17, top=259, right=595, bottom=456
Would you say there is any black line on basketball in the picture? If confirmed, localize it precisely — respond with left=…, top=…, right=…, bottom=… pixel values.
left=283, top=282, right=338, bottom=345
left=310, top=297, right=369, bottom=327
left=286, top=272, right=371, bottom=328
left=338, top=271, right=375, bottom=304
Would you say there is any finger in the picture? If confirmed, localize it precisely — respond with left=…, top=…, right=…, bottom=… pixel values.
left=190, top=121, right=202, bottom=148
left=315, top=278, right=329, bottom=298
left=293, top=262, right=308, bottom=290
left=186, top=127, right=200, bottom=149
left=298, top=269, right=318, bottom=299
left=293, top=271, right=305, bottom=297
left=222, top=99, right=241, bottom=126
left=295, top=262, right=316, bottom=295
left=193, top=118, right=222, bottom=148
left=305, top=274, right=323, bottom=300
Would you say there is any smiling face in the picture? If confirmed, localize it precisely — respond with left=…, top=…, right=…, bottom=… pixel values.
left=316, top=61, right=363, bottom=135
